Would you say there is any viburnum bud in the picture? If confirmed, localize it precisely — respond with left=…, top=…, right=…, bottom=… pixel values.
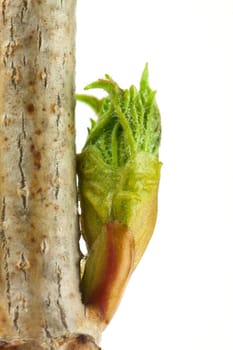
left=76, top=64, right=162, bottom=327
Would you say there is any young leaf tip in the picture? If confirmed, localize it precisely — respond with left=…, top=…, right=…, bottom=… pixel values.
left=140, top=62, right=149, bottom=89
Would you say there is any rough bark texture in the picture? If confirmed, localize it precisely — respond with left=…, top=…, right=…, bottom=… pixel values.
left=0, top=1, right=101, bottom=349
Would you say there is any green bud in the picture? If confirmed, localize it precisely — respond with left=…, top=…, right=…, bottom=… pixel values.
left=77, top=65, right=162, bottom=324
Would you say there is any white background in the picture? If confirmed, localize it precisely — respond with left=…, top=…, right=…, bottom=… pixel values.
left=75, top=0, right=233, bottom=349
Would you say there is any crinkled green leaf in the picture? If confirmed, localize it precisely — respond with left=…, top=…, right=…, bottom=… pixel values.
left=76, top=64, right=161, bottom=168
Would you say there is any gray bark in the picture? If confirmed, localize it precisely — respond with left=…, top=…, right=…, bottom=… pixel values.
left=0, top=1, right=101, bottom=348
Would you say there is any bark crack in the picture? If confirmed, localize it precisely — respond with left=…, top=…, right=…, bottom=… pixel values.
left=21, top=0, right=28, bottom=23
left=23, top=55, right=27, bottom=66
left=17, top=138, right=27, bottom=209
left=2, top=0, right=6, bottom=24
left=56, top=299, right=68, bottom=331
left=1, top=197, right=6, bottom=222
left=43, top=320, right=52, bottom=339
left=37, top=25, right=42, bottom=51
left=56, top=265, right=68, bottom=331
left=21, top=113, right=26, bottom=139
left=45, top=293, right=51, bottom=308
left=17, top=115, right=28, bottom=210
left=3, top=114, right=8, bottom=127
left=56, top=93, right=61, bottom=134
left=10, top=16, right=14, bottom=39
left=13, top=305, right=19, bottom=331
left=56, top=265, right=62, bottom=298
left=3, top=17, right=16, bottom=67
left=3, top=39, right=16, bottom=67
left=0, top=197, right=11, bottom=313
left=11, top=61, right=17, bottom=89
left=54, top=94, right=62, bottom=201
left=55, top=161, right=60, bottom=200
